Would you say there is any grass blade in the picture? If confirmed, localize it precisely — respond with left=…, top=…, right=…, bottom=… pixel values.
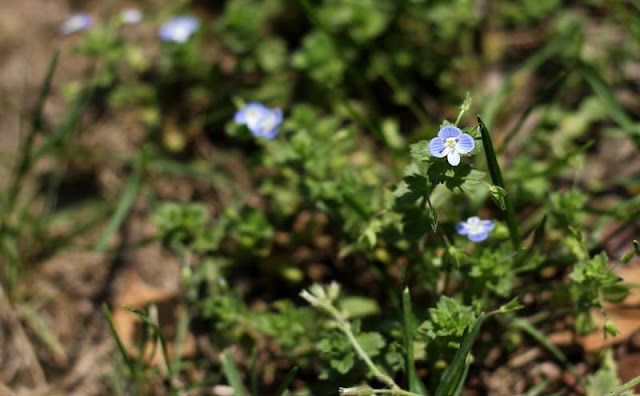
left=18, top=303, right=67, bottom=364
left=510, top=316, right=568, bottom=367
left=275, top=366, right=299, bottom=396
left=478, top=116, right=520, bottom=249
left=402, top=265, right=427, bottom=395
left=94, top=148, right=148, bottom=252
left=30, top=87, right=93, bottom=162
left=579, top=61, right=640, bottom=144
left=5, top=50, right=60, bottom=214
left=124, top=306, right=174, bottom=381
left=102, top=303, right=135, bottom=377
left=220, top=350, right=246, bottom=396
left=519, top=380, right=549, bottom=396
left=499, top=70, right=567, bottom=152
left=451, top=360, right=471, bottom=396
left=434, top=313, right=487, bottom=396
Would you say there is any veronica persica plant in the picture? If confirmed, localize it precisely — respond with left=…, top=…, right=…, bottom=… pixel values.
left=428, top=126, right=475, bottom=166
left=60, top=13, right=92, bottom=35
left=158, top=16, right=200, bottom=43
left=234, top=103, right=283, bottom=140
left=456, top=216, right=495, bottom=242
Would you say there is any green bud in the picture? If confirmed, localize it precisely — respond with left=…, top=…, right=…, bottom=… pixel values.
left=604, top=319, right=619, bottom=338
left=339, top=385, right=374, bottom=396
left=488, top=185, right=507, bottom=210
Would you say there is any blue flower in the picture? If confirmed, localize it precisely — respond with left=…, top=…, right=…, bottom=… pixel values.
left=60, top=13, right=92, bottom=35
left=428, top=126, right=475, bottom=166
left=456, top=216, right=495, bottom=242
left=158, top=16, right=199, bottom=43
left=234, top=103, right=283, bottom=140
left=121, top=8, right=143, bottom=25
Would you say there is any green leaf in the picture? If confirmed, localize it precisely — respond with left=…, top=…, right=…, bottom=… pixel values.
left=434, top=313, right=487, bottom=396
left=102, top=304, right=135, bottom=377
left=401, top=266, right=427, bottom=395
left=275, top=367, right=299, bottom=396
left=587, top=349, right=636, bottom=396
left=331, top=354, right=355, bottom=374
left=410, top=140, right=431, bottom=161
left=356, top=332, right=385, bottom=358
left=339, top=297, right=381, bottom=318
left=602, top=284, right=630, bottom=304
left=402, top=208, right=435, bottom=241
left=220, top=350, right=246, bottom=396
left=579, top=61, right=640, bottom=145
left=95, top=148, right=148, bottom=252
left=124, top=306, right=174, bottom=381
left=509, top=316, right=568, bottom=367
left=478, top=116, right=520, bottom=249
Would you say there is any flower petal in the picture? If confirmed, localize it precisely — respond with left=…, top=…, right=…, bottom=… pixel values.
left=455, top=222, right=469, bottom=235
left=468, top=231, right=489, bottom=242
left=428, top=138, right=448, bottom=158
left=447, top=150, right=460, bottom=166
left=262, top=126, right=279, bottom=140
left=233, top=109, right=247, bottom=124
left=437, top=126, right=462, bottom=139
left=481, top=220, right=495, bottom=232
left=455, top=133, right=475, bottom=154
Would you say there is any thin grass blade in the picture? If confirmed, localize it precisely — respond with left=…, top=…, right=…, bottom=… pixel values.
left=124, top=306, right=174, bottom=380
left=478, top=116, right=520, bottom=249
left=18, top=303, right=67, bottom=363
left=220, top=350, right=246, bottom=396
left=102, top=303, right=135, bottom=377
left=94, top=148, right=148, bottom=252
left=579, top=61, right=640, bottom=144
left=275, top=367, right=299, bottom=396
left=434, top=313, right=487, bottom=396
left=402, top=265, right=427, bottom=395
left=510, top=316, right=568, bottom=367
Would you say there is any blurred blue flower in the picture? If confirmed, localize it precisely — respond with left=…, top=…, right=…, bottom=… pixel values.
left=428, top=125, right=475, bottom=166
left=234, top=103, right=283, bottom=140
left=121, top=8, right=143, bottom=24
left=60, top=13, right=92, bottom=35
left=158, top=16, right=199, bottom=43
left=456, top=216, right=495, bottom=242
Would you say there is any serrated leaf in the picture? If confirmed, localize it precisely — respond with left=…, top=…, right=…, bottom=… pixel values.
left=340, top=297, right=381, bottom=318
left=356, top=332, right=385, bottom=358
left=331, top=354, right=354, bottom=374
left=410, top=140, right=431, bottom=161
left=402, top=208, right=434, bottom=241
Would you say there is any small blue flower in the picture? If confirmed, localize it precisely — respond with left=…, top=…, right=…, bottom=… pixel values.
left=60, top=13, right=92, bottom=35
left=234, top=103, right=283, bottom=140
left=428, top=126, right=475, bottom=166
left=456, top=216, right=495, bottom=242
left=121, top=8, right=143, bottom=25
left=158, top=16, right=199, bottom=43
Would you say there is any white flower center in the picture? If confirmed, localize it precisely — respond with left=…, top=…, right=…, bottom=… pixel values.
left=172, top=24, right=191, bottom=41
left=445, top=137, right=459, bottom=149
left=466, top=217, right=483, bottom=234
left=259, top=114, right=277, bottom=132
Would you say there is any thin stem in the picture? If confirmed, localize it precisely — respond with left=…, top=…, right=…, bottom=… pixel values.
left=326, top=304, right=421, bottom=396
left=338, top=320, right=397, bottom=388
